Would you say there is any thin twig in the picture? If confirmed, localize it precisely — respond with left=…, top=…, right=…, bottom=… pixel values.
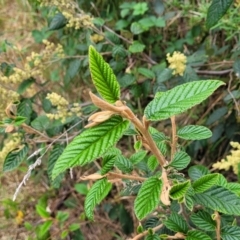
left=130, top=224, right=163, bottom=240
left=170, top=116, right=177, bottom=160
left=214, top=211, right=221, bottom=240
left=107, top=172, right=146, bottom=181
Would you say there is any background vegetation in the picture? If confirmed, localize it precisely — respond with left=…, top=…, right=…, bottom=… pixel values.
left=1, top=0, right=240, bottom=239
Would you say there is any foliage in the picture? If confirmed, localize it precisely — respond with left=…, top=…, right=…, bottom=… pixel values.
left=1, top=0, right=240, bottom=239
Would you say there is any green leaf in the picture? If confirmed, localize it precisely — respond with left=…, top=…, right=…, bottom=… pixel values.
left=3, top=145, right=29, bottom=172
left=69, top=223, right=80, bottom=232
left=192, top=173, right=219, bottom=193
left=74, top=183, right=88, bottom=195
left=37, top=220, right=53, bottom=239
left=128, top=41, right=145, bottom=53
left=206, top=0, right=233, bottom=29
left=145, top=234, right=160, bottom=240
left=52, top=116, right=129, bottom=179
left=17, top=99, right=32, bottom=124
left=190, top=210, right=216, bottom=231
left=134, top=177, right=162, bottom=220
left=47, top=144, right=65, bottom=188
left=186, top=230, right=211, bottom=240
left=188, top=165, right=210, bottom=181
left=170, top=181, right=191, bottom=200
left=17, top=78, right=35, bottom=94
left=227, top=182, right=240, bottom=197
left=31, top=115, right=50, bottom=131
left=169, top=151, right=191, bottom=170
left=147, top=155, right=158, bottom=171
left=48, top=12, right=67, bottom=30
left=193, top=186, right=240, bottom=215
left=115, top=155, right=133, bottom=173
left=177, top=125, right=212, bottom=140
left=185, top=194, right=194, bottom=211
left=36, top=204, right=50, bottom=218
left=137, top=67, right=155, bottom=79
left=89, top=45, right=120, bottom=103
left=93, top=17, right=105, bottom=26
left=84, top=178, right=112, bottom=220
left=101, top=153, right=116, bottom=175
left=144, top=80, right=224, bottom=121
left=163, top=212, right=188, bottom=233
left=14, top=116, right=27, bottom=126
left=130, top=150, right=147, bottom=164
left=67, top=59, right=81, bottom=79
left=221, top=225, right=240, bottom=240
left=157, top=68, right=173, bottom=83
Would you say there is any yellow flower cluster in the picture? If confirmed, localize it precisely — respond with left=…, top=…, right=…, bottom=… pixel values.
left=46, top=92, right=81, bottom=123
left=90, top=34, right=104, bottom=43
left=212, top=141, right=240, bottom=174
left=0, top=133, right=22, bottom=163
left=0, top=40, right=64, bottom=120
left=0, top=87, right=19, bottom=120
left=39, top=0, right=93, bottom=30
left=235, top=0, right=240, bottom=7
left=0, top=40, right=64, bottom=85
left=166, top=51, right=187, bottom=76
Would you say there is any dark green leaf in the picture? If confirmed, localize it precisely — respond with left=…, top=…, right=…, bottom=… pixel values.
left=115, top=155, right=133, bottom=173
left=170, top=181, right=191, bottom=200
left=186, top=230, right=211, bottom=240
left=221, top=225, right=240, bottom=240
left=3, top=145, right=29, bottom=172
left=163, top=212, right=188, bottom=233
left=31, top=115, right=50, bottom=131
left=188, top=165, right=210, bottom=181
left=48, top=12, right=67, bottom=30
left=84, top=178, right=112, bottom=220
left=206, top=0, right=233, bottom=29
left=190, top=210, right=216, bottom=231
left=169, top=151, right=191, bottom=170
left=17, top=78, right=35, bottom=94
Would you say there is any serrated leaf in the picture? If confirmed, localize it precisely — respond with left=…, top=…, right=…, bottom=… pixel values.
left=115, top=155, right=133, bottom=173
left=227, top=183, right=240, bottom=197
left=3, top=145, right=29, bottom=172
left=134, top=177, right=162, bottom=220
left=221, top=225, right=240, bottom=240
left=186, top=230, right=211, bottom=240
left=170, top=181, right=191, bottom=200
left=185, top=194, right=194, bottom=211
left=101, top=154, right=116, bottom=175
left=48, top=12, right=67, bottom=30
left=188, top=165, right=210, bottom=181
left=147, top=155, right=158, bottom=171
left=206, top=0, right=233, bottom=29
left=84, top=178, right=112, bottom=220
left=163, top=212, right=188, bottom=233
left=169, top=151, right=191, bottom=170
left=192, top=173, right=219, bottom=193
left=130, top=150, right=147, bottom=164
left=128, top=41, right=145, bottom=53
left=193, top=186, right=240, bottom=215
left=52, top=116, right=129, bottom=179
left=47, top=144, right=65, bottom=188
left=190, top=210, right=216, bottom=231
left=177, top=125, right=212, bottom=140
left=89, top=46, right=120, bottom=103
left=17, top=99, right=32, bottom=124
left=145, top=234, right=160, bottom=240
left=144, top=80, right=224, bottom=121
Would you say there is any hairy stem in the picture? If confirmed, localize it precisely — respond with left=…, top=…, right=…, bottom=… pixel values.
left=171, top=116, right=177, bottom=160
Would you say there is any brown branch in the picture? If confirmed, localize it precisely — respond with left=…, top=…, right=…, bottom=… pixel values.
left=107, top=172, right=146, bottom=181
left=214, top=211, right=221, bottom=240
left=170, top=116, right=177, bottom=160
left=130, top=224, right=163, bottom=240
